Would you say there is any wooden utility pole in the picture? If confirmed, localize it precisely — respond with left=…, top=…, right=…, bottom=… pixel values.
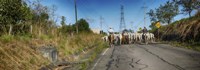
left=74, top=0, right=78, bottom=34
left=100, top=16, right=103, bottom=31
left=100, top=16, right=103, bottom=34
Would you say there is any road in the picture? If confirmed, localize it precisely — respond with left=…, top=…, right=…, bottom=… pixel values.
left=90, top=44, right=200, bottom=70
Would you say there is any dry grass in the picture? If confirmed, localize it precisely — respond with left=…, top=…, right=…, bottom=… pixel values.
left=157, top=11, right=200, bottom=51
left=57, top=33, right=105, bottom=61
left=160, top=11, right=200, bottom=42
left=0, top=38, right=50, bottom=70
left=0, top=32, right=106, bottom=70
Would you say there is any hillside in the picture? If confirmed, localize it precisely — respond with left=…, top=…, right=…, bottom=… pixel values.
left=153, top=11, right=200, bottom=51
left=161, top=12, right=200, bottom=41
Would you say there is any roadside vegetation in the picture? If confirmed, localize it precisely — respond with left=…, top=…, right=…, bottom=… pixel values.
left=147, top=0, right=200, bottom=51
left=0, top=0, right=107, bottom=70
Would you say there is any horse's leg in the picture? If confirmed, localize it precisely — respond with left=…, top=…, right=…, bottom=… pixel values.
left=120, top=36, right=122, bottom=45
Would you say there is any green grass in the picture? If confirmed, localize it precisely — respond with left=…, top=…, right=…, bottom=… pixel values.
left=79, top=41, right=108, bottom=70
left=0, top=35, right=14, bottom=43
left=169, top=41, right=200, bottom=52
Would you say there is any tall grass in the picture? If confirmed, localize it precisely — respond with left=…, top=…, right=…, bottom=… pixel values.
left=0, top=38, right=50, bottom=70
left=158, top=11, right=200, bottom=42
left=157, top=11, right=200, bottom=51
left=0, top=32, right=107, bottom=70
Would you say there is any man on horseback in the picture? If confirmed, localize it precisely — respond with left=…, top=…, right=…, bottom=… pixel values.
left=142, top=27, right=148, bottom=44
left=108, top=27, right=114, bottom=47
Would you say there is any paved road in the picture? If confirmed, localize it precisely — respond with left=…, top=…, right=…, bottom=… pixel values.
left=90, top=44, right=200, bottom=70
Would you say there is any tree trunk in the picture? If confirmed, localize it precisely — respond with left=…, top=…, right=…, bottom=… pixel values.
left=9, top=24, right=13, bottom=35
left=39, top=26, right=41, bottom=36
left=38, top=21, right=41, bottom=36
left=30, top=25, right=33, bottom=34
left=168, top=20, right=170, bottom=25
left=168, top=18, right=171, bottom=25
left=189, top=11, right=191, bottom=18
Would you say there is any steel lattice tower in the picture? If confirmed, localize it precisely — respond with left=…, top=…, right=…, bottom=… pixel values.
left=120, top=5, right=126, bottom=33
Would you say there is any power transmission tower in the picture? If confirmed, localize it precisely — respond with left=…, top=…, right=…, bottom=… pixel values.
left=119, top=5, right=126, bottom=33
left=74, top=0, right=78, bottom=34
left=142, top=3, right=147, bottom=28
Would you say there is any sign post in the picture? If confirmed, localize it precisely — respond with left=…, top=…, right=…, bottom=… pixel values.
left=155, top=22, right=161, bottom=41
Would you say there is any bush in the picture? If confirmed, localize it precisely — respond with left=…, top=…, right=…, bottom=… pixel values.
left=0, top=35, right=14, bottom=43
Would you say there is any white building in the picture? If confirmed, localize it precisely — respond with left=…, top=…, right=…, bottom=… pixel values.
left=91, top=29, right=101, bottom=34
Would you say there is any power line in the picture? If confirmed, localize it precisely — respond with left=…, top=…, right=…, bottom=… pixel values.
left=80, top=0, right=110, bottom=30
left=130, top=21, right=134, bottom=30
left=142, top=3, right=147, bottom=27
left=134, top=16, right=150, bottom=31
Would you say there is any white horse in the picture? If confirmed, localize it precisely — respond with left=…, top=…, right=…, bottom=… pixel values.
left=142, top=32, right=155, bottom=43
left=102, top=32, right=155, bottom=44
left=149, top=33, right=155, bottom=42
left=102, top=36, right=108, bottom=42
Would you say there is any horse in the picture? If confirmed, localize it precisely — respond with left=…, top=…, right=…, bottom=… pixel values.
left=108, top=34, right=114, bottom=47
left=102, top=36, right=108, bottom=42
left=121, top=32, right=129, bottom=44
left=142, top=33, right=149, bottom=44
left=113, top=34, right=121, bottom=45
left=146, top=32, right=155, bottom=43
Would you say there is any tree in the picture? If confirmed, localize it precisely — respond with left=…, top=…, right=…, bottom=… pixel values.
left=60, top=16, right=66, bottom=26
left=0, top=0, right=32, bottom=35
left=173, top=0, right=200, bottom=17
left=75, top=19, right=91, bottom=32
left=59, top=16, right=68, bottom=35
left=194, top=1, right=200, bottom=11
left=160, top=1, right=179, bottom=24
left=31, top=0, right=53, bottom=35
left=148, top=1, right=179, bottom=25
left=147, top=9, right=158, bottom=22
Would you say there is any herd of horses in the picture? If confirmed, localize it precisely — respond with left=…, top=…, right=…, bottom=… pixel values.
left=102, top=32, right=155, bottom=46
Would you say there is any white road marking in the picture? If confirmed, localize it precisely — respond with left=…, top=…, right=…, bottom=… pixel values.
left=102, top=48, right=109, bottom=55
left=91, top=48, right=109, bottom=70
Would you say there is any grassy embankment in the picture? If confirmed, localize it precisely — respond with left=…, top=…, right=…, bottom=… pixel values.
left=0, top=33, right=108, bottom=70
left=155, top=11, right=200, bottom=51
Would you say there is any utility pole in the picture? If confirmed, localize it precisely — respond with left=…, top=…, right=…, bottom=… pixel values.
left=100, top=16, right=103, bottom=31
left=142, top=3, right=147, bottom=27
left=100, top=16, right=103, bottom=34
left=74, top=0, right=78, bottom=34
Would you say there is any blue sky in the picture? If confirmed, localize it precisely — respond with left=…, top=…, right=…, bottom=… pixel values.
left=37, top=0, right=190, bottom=32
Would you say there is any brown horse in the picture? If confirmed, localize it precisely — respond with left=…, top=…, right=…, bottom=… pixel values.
left=121, top=33, right=125, bottom=44
left=121, top=33, right=129, bottom=44
left=108, top=34, right=114, bottom=47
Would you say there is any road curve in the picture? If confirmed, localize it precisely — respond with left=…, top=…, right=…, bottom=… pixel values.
left=90, top=44, right=200, bottom=70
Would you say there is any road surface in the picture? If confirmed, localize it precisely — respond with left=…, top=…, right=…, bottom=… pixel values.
left=90, top=44, right=200, bottom=70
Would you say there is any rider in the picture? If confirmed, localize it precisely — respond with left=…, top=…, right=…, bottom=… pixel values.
left=108, top=27, right=114, bottom=35
left=142, top=27, right=148, bottom=34
left=142, top=27, right=148, bottom=42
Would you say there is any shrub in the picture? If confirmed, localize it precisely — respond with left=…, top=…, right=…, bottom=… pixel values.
left=0, top=35, right=14, bottom=43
